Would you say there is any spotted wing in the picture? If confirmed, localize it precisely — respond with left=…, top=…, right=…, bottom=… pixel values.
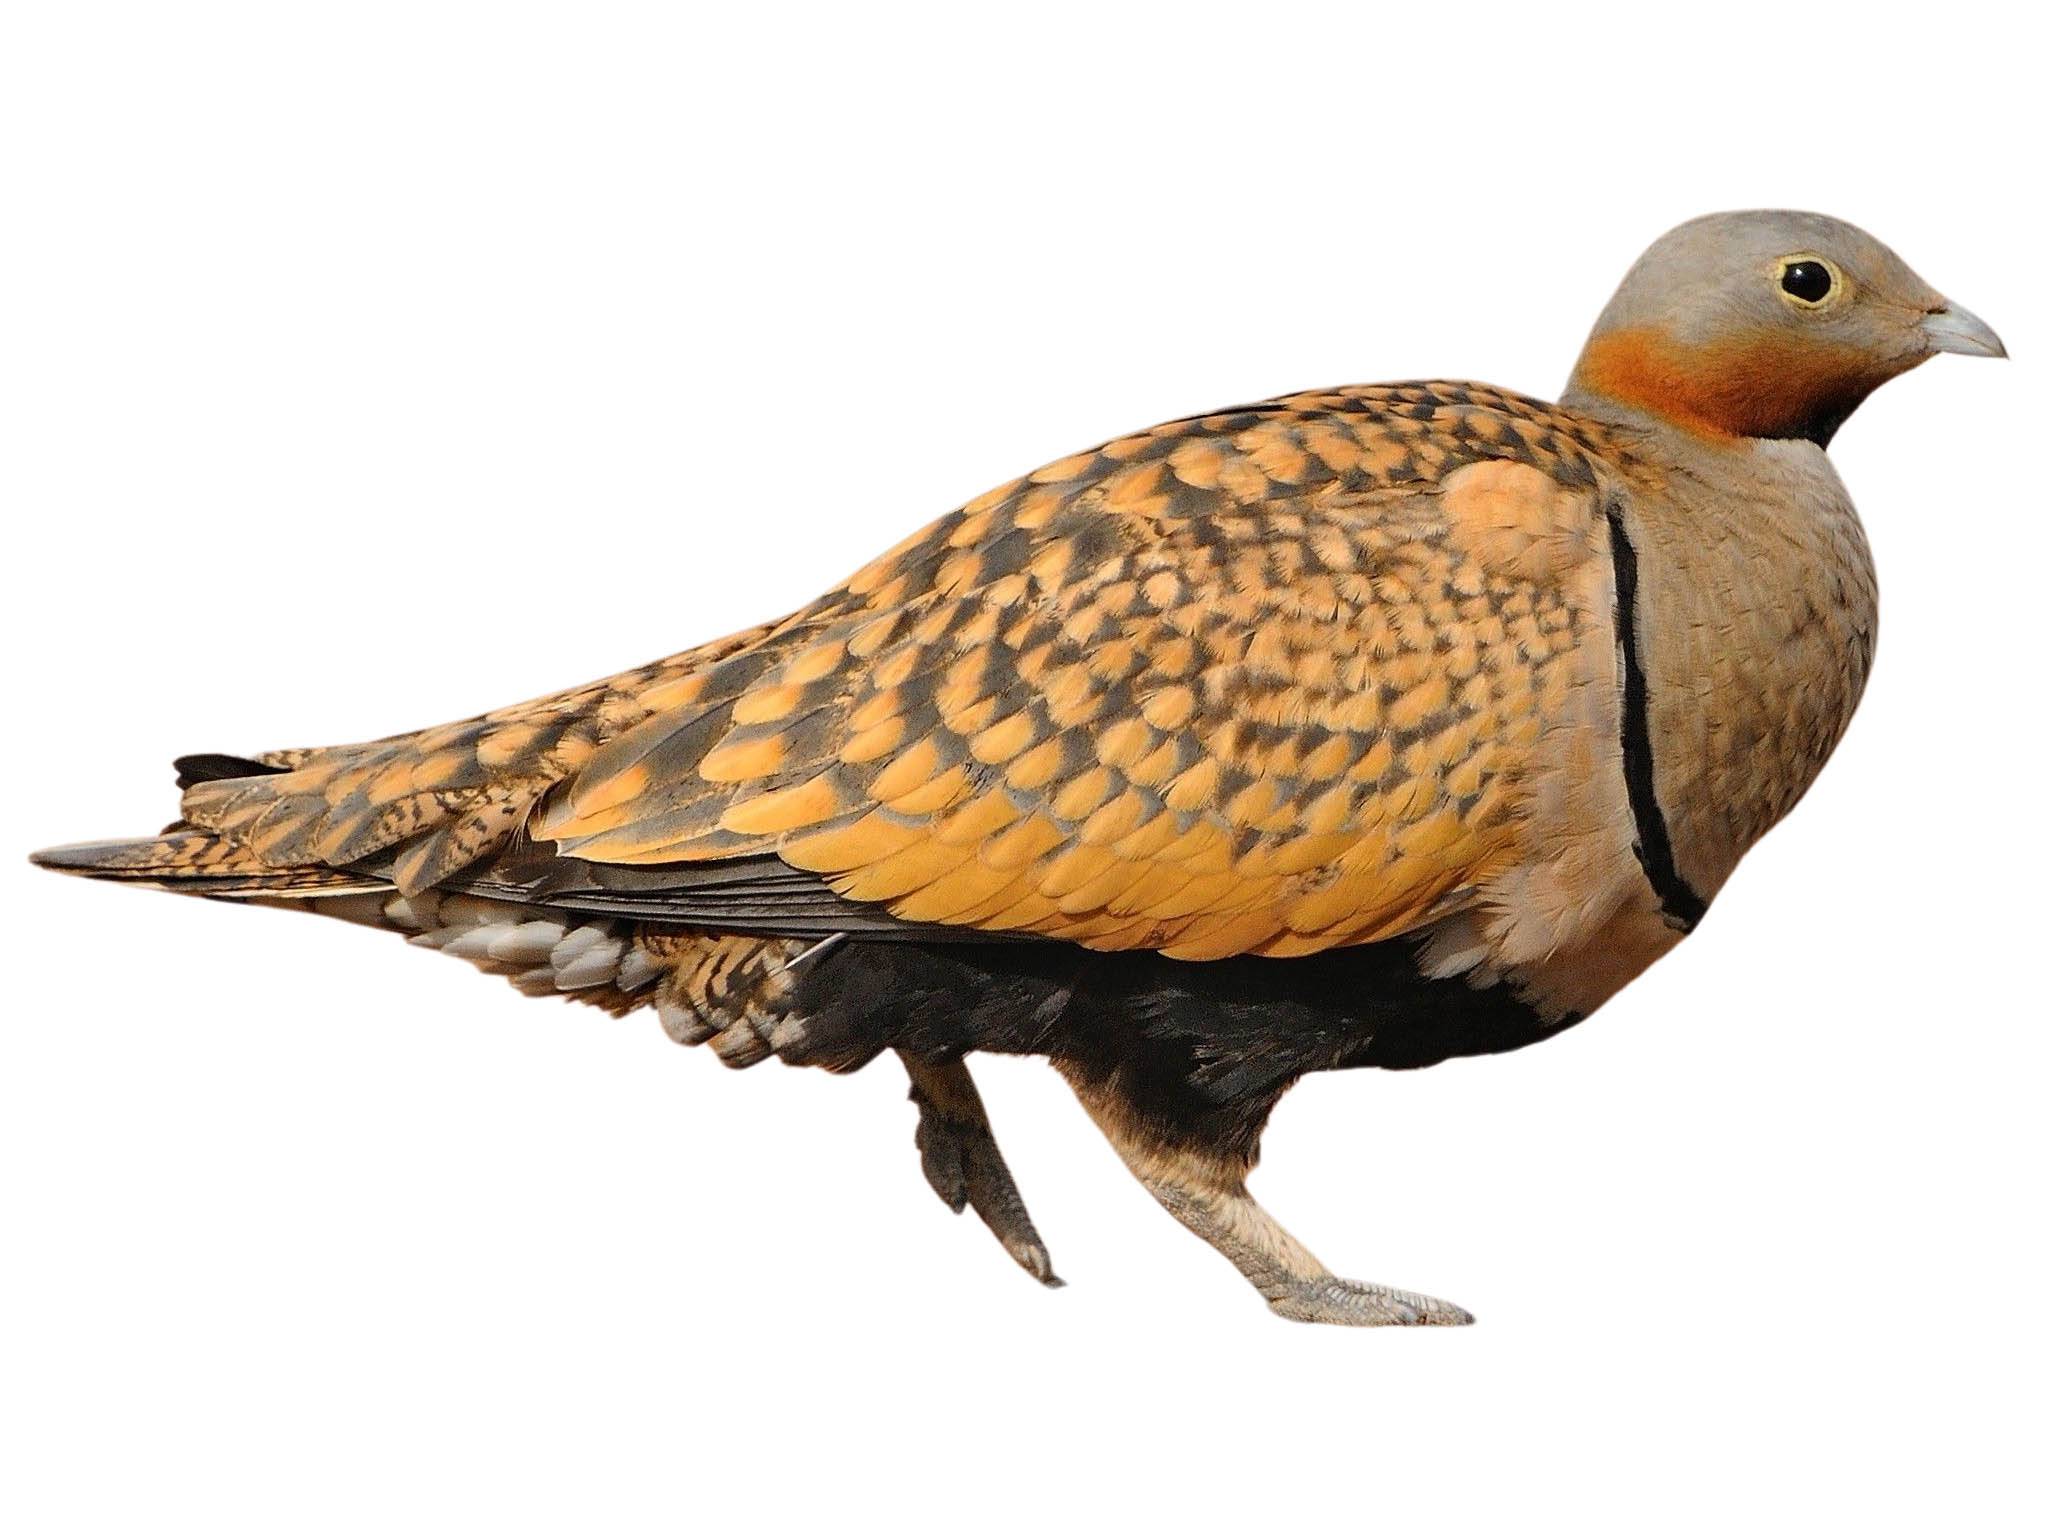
left=532, top=384, right=1619, bottom=959
left=172, top=621, right=780, bottom=894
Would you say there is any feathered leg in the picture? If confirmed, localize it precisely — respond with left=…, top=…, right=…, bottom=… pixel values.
left=899, top=1052, right=1059, bottom=1287
left=1056, top=1063, right=1471, bottom=1327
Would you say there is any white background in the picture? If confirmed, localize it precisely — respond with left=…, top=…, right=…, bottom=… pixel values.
left=3, top=3, right=2038, bottom=1529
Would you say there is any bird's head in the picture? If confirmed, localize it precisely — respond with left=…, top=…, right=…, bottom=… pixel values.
left=1563, top=210, right=2004, bottom=447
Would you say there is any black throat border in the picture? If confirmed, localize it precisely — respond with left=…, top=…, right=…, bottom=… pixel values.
left=1603, top=502, right=1710, bottom=933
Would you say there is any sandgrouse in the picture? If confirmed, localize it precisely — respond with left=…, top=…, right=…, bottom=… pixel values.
left=34, top=211, right=2005, bottom=1325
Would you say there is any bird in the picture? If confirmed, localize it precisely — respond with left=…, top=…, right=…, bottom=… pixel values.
left=31, top=210, right=2005, bottom=1326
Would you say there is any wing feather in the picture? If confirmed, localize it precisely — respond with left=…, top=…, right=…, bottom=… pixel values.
left=525, top=384, right=1619, bottom=957
left=161, top=384, right=1621, bottom=958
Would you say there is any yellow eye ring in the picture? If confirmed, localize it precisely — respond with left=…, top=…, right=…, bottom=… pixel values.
left=1776, top=254, right=1845, bottom=310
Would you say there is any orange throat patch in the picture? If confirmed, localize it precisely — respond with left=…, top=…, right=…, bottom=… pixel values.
left=1569, top=326, right=1914, bottom=445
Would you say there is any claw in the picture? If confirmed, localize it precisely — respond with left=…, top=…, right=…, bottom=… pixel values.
left=900, top=1053, right=1061, bottom=1287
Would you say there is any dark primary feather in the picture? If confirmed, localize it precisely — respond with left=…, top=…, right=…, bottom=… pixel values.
left=173, top=753, right=288, bottom=789
left=446, top=844, right=1038, bottom=944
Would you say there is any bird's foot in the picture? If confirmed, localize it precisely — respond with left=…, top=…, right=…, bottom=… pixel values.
left=906, top=1060, right=1061, bottom=1287
left=1266, top=1276, right=1473, bottom=1328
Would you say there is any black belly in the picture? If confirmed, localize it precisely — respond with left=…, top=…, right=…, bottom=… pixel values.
left=786, top=936, right=1575, bottom=1155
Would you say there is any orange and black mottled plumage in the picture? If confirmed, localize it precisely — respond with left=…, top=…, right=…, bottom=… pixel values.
left=32, top=211, right=2004, bottom=1324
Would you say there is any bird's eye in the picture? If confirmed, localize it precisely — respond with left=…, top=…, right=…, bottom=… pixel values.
left=1778, top=258, right=1838, bottom=307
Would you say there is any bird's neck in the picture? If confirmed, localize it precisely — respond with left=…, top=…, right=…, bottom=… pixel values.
left=1562, top=326, right=1911, bottom=448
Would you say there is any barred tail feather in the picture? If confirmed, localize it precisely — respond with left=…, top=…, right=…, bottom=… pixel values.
left=34, top=831, right=829, bottom=1070
left=366, top=892, right=814, bottom=1066
left=29, top=834, right=385, bottom=895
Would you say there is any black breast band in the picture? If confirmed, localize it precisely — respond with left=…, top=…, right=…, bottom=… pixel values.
left=1604, top=503, right=1710, bottom=933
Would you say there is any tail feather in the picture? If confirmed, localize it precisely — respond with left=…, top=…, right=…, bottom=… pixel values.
left=32, top=832, right=830, bottom=1070
left=35, top=742, right=833, bottom=1070
left=34, top=751, right=316, bottom=885
left=29, top=832, right=381, bottom=895
left=316, top=887, right=816, bottom=1060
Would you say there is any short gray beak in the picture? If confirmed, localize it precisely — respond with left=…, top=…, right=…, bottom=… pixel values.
left=1922, top=300, right=2007, bottom=358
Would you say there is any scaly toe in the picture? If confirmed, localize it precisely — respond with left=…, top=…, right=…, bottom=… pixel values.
left=1268, top=1277, right=1474, bottom=1328
left=913, top=1119, right=971, bottom=1213
left=908, top=1094, right=1060, bottom=1287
